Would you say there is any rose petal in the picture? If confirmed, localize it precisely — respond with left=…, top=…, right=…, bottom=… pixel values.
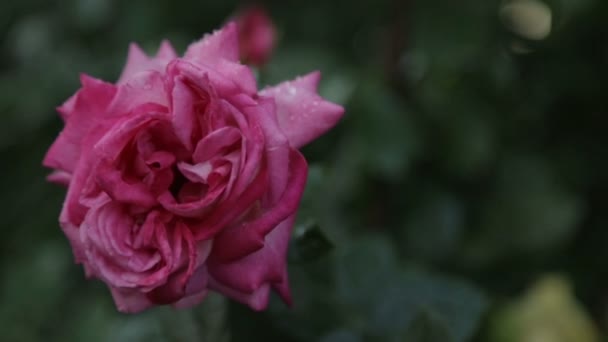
left=260, top=71, right=345, bottom=148
left=47, top=170, right=72, bottom=186
left=92, top=108, right=172, bottom=208
left=172, top=289, right=208, bottom=309
left=43, top=75, right=116, bottom=174
left=210, top=150, right=307, bottom=261
left=108, top=71, right=169, bottom=115
left=146, top=223, right=210, bottom=304
left=157, top=40, right=178, bottom=60
left=118, top=40, right=177, bottom=83
left=191, top=163, right=269, bottom=240
left=167, top=59, right=257, bottom=99
left=184, top=22, right=239, bottom=64
left=192, top=126, right=242, bottom=162
left=110, top=286, right=155, bottom=313
left=208, top=276, right=271, bottom=311
left=207, top=216, right=296, bottom=310
left=244, top=95, right=289, bottom=204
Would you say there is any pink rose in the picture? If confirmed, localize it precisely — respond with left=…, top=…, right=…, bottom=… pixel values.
left=235, top=5, right=276, bottom=66
left=43, top=23, right=344, bottom=313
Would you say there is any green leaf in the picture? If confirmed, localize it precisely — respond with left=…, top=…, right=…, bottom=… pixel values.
left=334, top=238, right=486, bottom=341
left=289, top=221, right=334, bottom=263
left=367, top=271, right=487, bottom=342
left=346, top=81, right=420, bottom=181
left=401, top=189, right=465, bottom=262
left=318, top=330, right=362, bottom=342
left=401, top=308, right=455, bottom=342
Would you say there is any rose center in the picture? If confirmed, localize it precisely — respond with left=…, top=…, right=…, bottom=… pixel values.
left=169, top=167, right=209, bottom=203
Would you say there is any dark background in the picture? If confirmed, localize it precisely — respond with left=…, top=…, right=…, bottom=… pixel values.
left=1, top=0, right=607, bottom=341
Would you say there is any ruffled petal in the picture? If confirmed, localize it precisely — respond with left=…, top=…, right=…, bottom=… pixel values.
left=93, top=110, right=170, bottom=208
left=210, top=150, right=306, bottom=262
left=245, top=95, right=289, bottom=204
left=167, top=59, right=256, bottom=99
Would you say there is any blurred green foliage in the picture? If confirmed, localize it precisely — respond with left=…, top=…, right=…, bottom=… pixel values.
left=1, top=0, right=608, bottom=341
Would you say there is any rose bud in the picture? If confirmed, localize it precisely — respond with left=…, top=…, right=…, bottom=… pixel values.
left=43, top=23, right=344, bottom=313
left=235, top=5, right=276, bottom=66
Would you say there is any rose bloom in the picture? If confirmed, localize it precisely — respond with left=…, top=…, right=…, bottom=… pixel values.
left=43, top=23, right=343, bottom=313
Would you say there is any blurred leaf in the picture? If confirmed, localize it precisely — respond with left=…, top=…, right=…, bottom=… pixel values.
left=0, top=241, right=72, bottom=341
left=368, top=270, right=487, bottom=342
left=401, top=189, right=465, bottom=262
left=334, top=237, right=487, bottom=341
left=489, top=274, right=599, bottom=342
left=346, top=81, right=420, bottom=181
left=289, top=221, right=334, bottom=263
left=401, top=308, right=455, bottom=342
left=467, top=156, right=584, bottom=264
left=318, top=329, right=362, bottom=342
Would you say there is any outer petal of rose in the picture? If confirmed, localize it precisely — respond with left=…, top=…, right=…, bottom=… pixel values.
left=209, top=276, right=271, bottom=311
left=59, top=201, right=87, bottom=263
left=47, top=170, right=72, bottom=186
left=172, top=289, right=208, bottom=309
left=259, top=71, right=345, bottom=149
left=110, top=286, right=155, bottom=313
left=206, top=216, right=295, bottom=309
left=108, top=71, right=169, bottom=115
left=170, top=246, right=212, bottom=309
left=43, top=75, right=116, bottom=174
left=57, top=93, right=77, bottom=121
left=156, top=40, right=178, bottom=60
left=184, top=22, right=239, bottom=64
left=118, top=40, right=178, bottom=83
left=210, top=150, right=307, bottom=262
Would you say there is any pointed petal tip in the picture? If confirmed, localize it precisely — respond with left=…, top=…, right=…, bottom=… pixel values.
left=222, top=21, right=238, bottom=35
left=124, top=42, right=150, bottom=65
left=128, top=42, right=147, bottom=55
left=260, top=72, right=345, bottom=148
left=248, top=287, right=271, bottom=311
left=156, top=40, right=178, bottom=59
left=78, top=73, right=93, bottom=85
left=274, top=280, right=292, bottom=307
left=295, top=71, right=322, bottom=91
